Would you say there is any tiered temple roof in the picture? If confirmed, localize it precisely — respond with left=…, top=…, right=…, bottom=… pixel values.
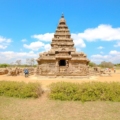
left=51, top=14, right=75, bottom=52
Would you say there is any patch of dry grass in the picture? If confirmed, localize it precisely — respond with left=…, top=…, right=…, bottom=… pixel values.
left=0, top=94, right=120, bottom=120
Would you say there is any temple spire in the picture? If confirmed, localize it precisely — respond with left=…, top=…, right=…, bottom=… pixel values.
left=50, top=14, right=75, bottom=52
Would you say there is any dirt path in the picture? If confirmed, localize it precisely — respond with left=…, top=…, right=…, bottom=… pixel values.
left=0, top=70, right=120, bottom=88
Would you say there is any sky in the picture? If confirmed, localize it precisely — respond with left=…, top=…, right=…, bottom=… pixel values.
left=0, top=0, right=120, bottom=64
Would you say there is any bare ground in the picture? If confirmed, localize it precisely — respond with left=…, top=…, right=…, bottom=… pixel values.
left=0, top=70, right=120, bottom=120
left=0, top=94, right=120, bottom=120
left=0, top=70, right=120, bottom=89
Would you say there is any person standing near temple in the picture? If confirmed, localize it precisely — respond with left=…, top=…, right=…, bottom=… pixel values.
left=24, top=68, right=29, bottom=77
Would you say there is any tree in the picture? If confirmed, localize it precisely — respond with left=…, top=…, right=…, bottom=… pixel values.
left=15, top=60, right=21, bottom=66
left=31, top=58, right=35, bottom=66
left=89, top=62, right=97, bottom=67
left=114, top=63, right=120, bottom=67
left=26, top=58, right=35, bottom=66
left=99, top=61, right=114, bottom=68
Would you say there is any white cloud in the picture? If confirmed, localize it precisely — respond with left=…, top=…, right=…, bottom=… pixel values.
left=31, top=33, right=54, bottom=42
left=78, top=24, right=120, bottom=41
left=0, top=36, right=6, bottom=43
left=91, top=50, right=120, bottom=64
left=44, top=44, right=51, bottom=51
left=21, top=39, right=27, bottom=42
left=0, top=45, right=7, bottom=49
left=97, top=46, right=104, bottom=49
left=109, top=50, right=120, bottom=55
left=6, top=39, right=12, bottom=43
left=0, top=36, right=12, bottom=43
left=0, top=36, right=12, bottom=49
left=114, top=42, right=120, bottom=47
left=23, top=41, right=51, bottom=52
left=29, top=51, right=34, bottom=54
left=71, top=34, right=86, bottom=48
left=23, top=41, right=44, bottom=51
left=0, top=51, right=40, bottom=64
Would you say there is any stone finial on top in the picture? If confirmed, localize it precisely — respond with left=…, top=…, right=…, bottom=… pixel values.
left=59, top=13, right=66, bottom=23
left=61, top=13, right=64, bottom=18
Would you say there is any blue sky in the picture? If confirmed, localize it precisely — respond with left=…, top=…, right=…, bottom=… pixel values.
left=0, top=0, right=120, bottom=64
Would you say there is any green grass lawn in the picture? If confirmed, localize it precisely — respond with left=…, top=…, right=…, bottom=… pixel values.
left=0, top=95, right=120, bottom=120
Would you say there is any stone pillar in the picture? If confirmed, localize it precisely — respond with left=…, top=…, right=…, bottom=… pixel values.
left=56, top=60, right=59, bottom=73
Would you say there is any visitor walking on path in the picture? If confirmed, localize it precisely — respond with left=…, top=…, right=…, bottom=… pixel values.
left=24, top=68, right=29, bottom=77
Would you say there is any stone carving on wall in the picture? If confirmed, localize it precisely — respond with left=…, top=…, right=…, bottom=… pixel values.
left=36, top=63, right=57, bottom=75
left=69, top=64, right=89, bottom=76
left=57, top=53, right=69, bottom=56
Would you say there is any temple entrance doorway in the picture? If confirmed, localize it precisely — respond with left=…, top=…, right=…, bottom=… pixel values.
left=59, top=60, right=66, bottom=66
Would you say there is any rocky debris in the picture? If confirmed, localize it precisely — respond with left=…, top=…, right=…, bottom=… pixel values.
left=0, top=68, right=9, bottom=75
left=7, top=67, right=21, bottom=76
left=89, top=67, right=112, bottom=76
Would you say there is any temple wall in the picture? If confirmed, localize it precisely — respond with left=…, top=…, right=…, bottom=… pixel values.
left=37, top=60, right=58, bottom=75
left=36, top=60, right=89, bottom=76
left=66, top=61, right=89, bottom=76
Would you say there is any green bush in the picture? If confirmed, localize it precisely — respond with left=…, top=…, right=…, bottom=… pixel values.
left=99, top=61, right=114, bottom=68
left=89, top=62, right=97, bottom=67
left=0, top=64, right=9, bottom=68
left=0, top=81, right=43, bottom=98
left=49, top=82, right=120, bottom=102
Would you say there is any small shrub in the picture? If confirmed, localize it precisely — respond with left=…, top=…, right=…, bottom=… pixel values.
left=0, top=81, right=43, bottom=98
left=49, top=82, right=120, bottom=102
left=0, top=63, right=9, bottom=68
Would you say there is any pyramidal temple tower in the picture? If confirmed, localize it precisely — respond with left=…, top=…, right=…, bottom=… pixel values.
left=36, top=14, right=90, bottom=76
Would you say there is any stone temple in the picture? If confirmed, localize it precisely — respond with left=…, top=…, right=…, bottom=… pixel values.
left=36, top=14, right=90, bottom=76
